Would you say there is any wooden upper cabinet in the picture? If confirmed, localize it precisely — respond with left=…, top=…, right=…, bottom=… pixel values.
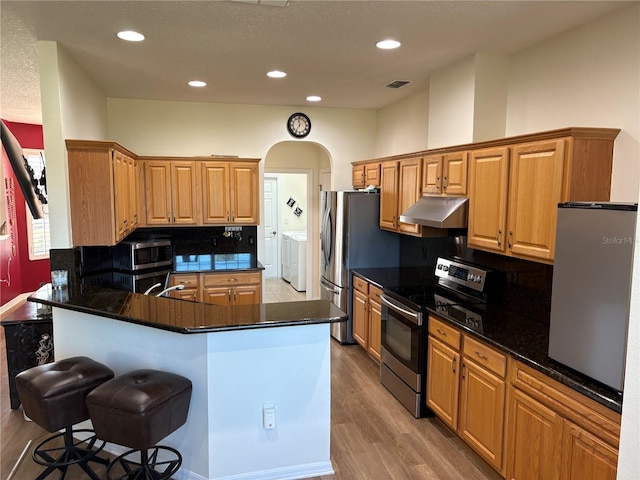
left=508, top=140, right=564, bottom=261
left=144, top=160, right=199, bottom=225
left=66, top=141, right=139, bottom=246
left=379, top=161, right=399, bottom=231
left=379, top=157, right=423, bottom=236
left=468, top=140, right=564, bottom=263
left=468, top=147, right=510, bottom=254
left=422, top=152, right=468, bottom=195
left=397, top=157, right=422, bottom=235
left=202, top=161, right=259, bottom=225
left=352, top=162, right=381, bottom=189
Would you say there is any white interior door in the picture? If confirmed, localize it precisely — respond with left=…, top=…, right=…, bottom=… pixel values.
left=263, top=176, right=279, bottom=278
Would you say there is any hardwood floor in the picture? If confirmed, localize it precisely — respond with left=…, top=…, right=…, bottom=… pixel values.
left=1, top=317, right=501, bottom=480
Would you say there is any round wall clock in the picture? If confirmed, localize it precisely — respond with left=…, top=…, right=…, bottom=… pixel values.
left=287, top=112, right=311, bottom=138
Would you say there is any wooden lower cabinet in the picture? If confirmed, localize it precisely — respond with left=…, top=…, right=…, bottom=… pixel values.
left=561, top=421, right=618, bottom=480
left=426, top=335, right=460, bottom=430
left=506, top=359, right=621, bottom=480
left=169, top=271, right=262, bottom=305
left=202, top=272, right=262, bottom=306
left=351, top=275, right=382, bottom=362
left=507, top=388, right=562, bottom=480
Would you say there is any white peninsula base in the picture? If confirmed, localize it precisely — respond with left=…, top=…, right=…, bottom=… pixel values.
left=52, top=307, right=334, bottom=480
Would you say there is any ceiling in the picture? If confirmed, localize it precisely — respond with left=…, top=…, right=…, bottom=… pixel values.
left=0, top=0, right=630, bottom=125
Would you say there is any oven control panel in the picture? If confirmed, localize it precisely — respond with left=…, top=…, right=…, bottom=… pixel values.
left=435, top=257, right=487, bottom=293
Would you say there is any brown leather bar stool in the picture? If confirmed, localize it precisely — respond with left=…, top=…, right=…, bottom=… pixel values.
left=86, top=369, right=192, bottom=480
left=15, top=356, right=115, bottom=480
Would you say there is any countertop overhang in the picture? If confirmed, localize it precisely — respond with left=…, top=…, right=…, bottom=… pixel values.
left=28, top=284, right=346, bottom=334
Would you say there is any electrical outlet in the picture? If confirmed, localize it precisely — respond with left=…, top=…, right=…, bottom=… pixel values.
left=262, top=403, right=276, bottom=430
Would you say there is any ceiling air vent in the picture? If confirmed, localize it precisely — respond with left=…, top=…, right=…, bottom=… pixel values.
left=385, top=80, right=411, bottom=89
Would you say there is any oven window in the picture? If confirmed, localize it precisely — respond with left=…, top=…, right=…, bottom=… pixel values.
left=382, top=307, right=422, bottom=373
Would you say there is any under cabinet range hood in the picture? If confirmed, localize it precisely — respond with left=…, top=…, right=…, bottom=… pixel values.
left=399, top=195, right=468, bottom=229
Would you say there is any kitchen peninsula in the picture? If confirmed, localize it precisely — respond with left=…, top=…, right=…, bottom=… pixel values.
left=28, top=283, right=347, bottom=480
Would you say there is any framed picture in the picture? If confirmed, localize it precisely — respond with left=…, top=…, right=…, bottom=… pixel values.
left=294, top=207, right=303, bottom=217
left=287, top=197, right=296, bottom=207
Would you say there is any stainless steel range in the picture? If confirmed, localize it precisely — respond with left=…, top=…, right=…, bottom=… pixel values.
left=380, top=257, right=493, bottom=417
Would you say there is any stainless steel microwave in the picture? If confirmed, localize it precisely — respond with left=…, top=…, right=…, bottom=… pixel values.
left=112, top=239, right=173, bottom=271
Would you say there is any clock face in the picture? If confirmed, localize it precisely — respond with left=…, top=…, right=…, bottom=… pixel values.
left=287, top=113, right=311, bottom=138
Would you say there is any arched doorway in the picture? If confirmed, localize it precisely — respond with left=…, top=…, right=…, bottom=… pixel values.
left=259, top=141, right=332, bottom=299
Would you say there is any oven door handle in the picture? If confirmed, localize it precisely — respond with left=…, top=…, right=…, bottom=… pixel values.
left=380, top=294, right=422, bottom=326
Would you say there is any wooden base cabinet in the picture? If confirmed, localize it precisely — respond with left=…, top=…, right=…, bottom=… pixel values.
left=169, top=272, right=262, bottom=305
left=506, top=359, right=621, bottom=480
left=427, top=316, right=507, bottom=475
left=351, top=275, right=382, bottom=362
left=202, top=272, right=262, bottom=306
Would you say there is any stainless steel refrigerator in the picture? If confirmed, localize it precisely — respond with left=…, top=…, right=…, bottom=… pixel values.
left=549, top=202, right=637, bottom=391
left=320, top=191, right=399, bottom=343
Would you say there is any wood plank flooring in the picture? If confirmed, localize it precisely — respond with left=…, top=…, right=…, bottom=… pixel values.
left=1, top=313, right=501, bottom=480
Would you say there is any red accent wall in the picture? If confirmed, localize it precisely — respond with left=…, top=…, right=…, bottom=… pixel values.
left=1, top=120, right=50, bottom=306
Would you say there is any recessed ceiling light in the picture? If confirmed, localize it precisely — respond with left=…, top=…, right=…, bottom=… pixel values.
left=188, top=80, right=207, bottom=87
left=117, top=30, right=145, bottom=42
left=376, top=39, right=401, bottom=50
left=267, top=70, right=287, bottom=78
left=306, top=96, right=322, bottom=102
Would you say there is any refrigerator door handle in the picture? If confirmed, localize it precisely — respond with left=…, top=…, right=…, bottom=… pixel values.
left=320, top=277, right=339, bottom=294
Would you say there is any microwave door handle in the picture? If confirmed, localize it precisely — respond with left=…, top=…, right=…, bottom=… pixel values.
left=380, top=294, right=421, bottom=326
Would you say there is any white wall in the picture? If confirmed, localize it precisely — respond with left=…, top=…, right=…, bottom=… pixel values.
left=427, top=55, right=476, bottom=148
left=506, top=3, right=639, bottom=201
left=38, top=41, right=108, bottom=248
left=106, top=99, right=375, bottom=192
left=375, top=88, right=429, bottom=158
left=278, top=174, right=307, bottom=233
left=473, top=53, right=509, bottom=142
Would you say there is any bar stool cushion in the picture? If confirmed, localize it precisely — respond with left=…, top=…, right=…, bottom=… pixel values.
left=87, top=369, right=192, bottom=451
left=15, top=356, right=115, bottom=432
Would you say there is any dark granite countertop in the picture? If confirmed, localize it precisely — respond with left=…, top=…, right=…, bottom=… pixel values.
left=28, top=284, right=345, bottom=334
left=172, top=253, right=264, bottom=273
left=352, top=267, right=623, bottom=413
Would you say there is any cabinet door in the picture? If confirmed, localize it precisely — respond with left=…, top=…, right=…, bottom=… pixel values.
left=422, top=155, right=443, bottom=194
left=442, top=152, right=468, bottom=195
left=233, top=285, right=262, bottom=305
left=459, top=358, right=506, bottom=472
left=468, top=147, right=510, bottom=253
left=508, top=140, right=564, bottom=262
left=352, top=165, right=365, bottom=188
left=171, top=162, right=199, bottom=224
left=364, top=162, right=381, bottom=187
left=145, top=161, right=172, bottom=225
left=426, top=336, right=460, bottom=430
left=379, top=161, right=399, bottom=231
left=506, top=388, right=561, bottom=480
left=202, top=162, right=230, bottom=224
left=231, top=163, right=259, bottom=224
left=352, top=288, right=368, bottom=348
left=169, top=274, right=201, bottom=301
left=397, top=157, right=422, bottom=235
left=113, top=150, right=129, bottom=240
left=561, top=420, right=618, bottom=480
left=126, top=155, right=139, bottom=230
left=203, top=287, right=232, bottom=306
left=367, top=286, right=382, bottom=362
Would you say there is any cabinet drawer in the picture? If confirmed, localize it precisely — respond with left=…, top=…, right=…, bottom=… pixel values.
left=463, top=335, right=506, bottom=378
left=203, top=272, right=261, bottom=287
left=369, top=285, right=382, bottom=304
left=170, top=274, right=199, bottom=287
left=428, top=316, right=461, bottom=350
left=353, top=276, right=369, bottom=294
